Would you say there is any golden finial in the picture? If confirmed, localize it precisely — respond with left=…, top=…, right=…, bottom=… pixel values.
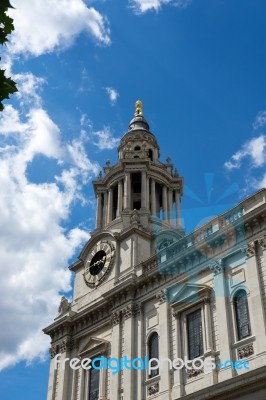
left=135, top=100, right=143, bottom=116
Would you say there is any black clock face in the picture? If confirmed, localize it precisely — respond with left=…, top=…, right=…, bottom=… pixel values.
left=84, top=241, right=115, bottom=287
left=89, top=250, right=106, bottom=275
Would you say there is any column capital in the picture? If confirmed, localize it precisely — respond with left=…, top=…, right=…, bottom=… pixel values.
left=59, top=337, right=74, bottom=353
left=172, top=309, right=179, bottom=319
left=209, top=259, right=223, bottom=275
left=241, top=241, right=256, bottom=258
left=156, top=290, right=167, bottom=304
left=122, top=303, right=140, bottom=319
left=258, top=235, right=266, bottom=250
left=111, top=310, right=121, bottom=326
left=49, top=345, right=58, bottom=359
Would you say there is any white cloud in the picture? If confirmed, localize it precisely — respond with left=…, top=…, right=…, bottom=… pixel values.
left=106, top=87, right=119, bottom=105
left=8, top=0, right=111, bottom=56
left=0, top=75, right=100, bottom=370
left=92, top=127, right=120, bottom=150
left=1, top=57, right=46, bottom=107
left=253, top=110, right=266, bottom=130
left=224, top=135, right=266, bottom=171
left=0, top=105, right=28, bottom=135
left=14, top=72, right=46, bottom=106
left=247, top=172, right=266, bottom=191
left=130, top=0, right=191, bottom=14
left=80, top=114, right=120, bottom=150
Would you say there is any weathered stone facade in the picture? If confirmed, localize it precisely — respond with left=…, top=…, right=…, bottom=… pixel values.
left=44, top=103, right=266, bottom=400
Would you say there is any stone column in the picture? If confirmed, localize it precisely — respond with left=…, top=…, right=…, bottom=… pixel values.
left=110, top=311, right=121, bottom=400
left=168, top=189, right=173, bottom=225
left=151, top=179, right=156, bottom=216
left=47, top=348, right=58, bottom=400
left=103, top=191, right=107, bottom=227
left=135, top=305, right=143, bottom=400
left=157, top=293, right=171, bottom=393
left=162, top=186, right=168, bottom=220
left=202, top=298, right=216, bottom=386
left=96, top=192, right=102, bottom=229
left=203, top=299, right=213, bottom=353
left=77, top=368, right=85, bottom=400
left=210, top=260, right=232, bottom=380
left=175, top=190, right=181, bottom=228
left=132, top=234, right=138, bottom=266
left=245, top=240, right=266, bottom=353
left=141, top=171, right=147, bottom=209
left=107, top=187, right=113, bottom=224
left=124, top=173, right=131, bottom=210
left=146, top=177, right=150, bottom=212
left=53, top=338, right=73, bottom=400
left=99, top=366, right=107, bottom=400
left=117, top=180, right=123, bottom=216
left=172, top=311, right=183, bottom=398
left=122, top=304, right=135, bottom=400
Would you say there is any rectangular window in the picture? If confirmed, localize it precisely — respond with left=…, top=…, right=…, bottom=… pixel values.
left=88, top=360, right=100, bottom=400
left=187, top=309, right=203, bottom=360
left=234, top=290, right=251, bottom=341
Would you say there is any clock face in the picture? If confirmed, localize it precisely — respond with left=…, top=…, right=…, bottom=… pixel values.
left=84, top=241, right=115, bottom=287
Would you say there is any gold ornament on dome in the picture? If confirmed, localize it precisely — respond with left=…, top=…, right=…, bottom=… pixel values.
left=135, top=100, right=143, bottom=116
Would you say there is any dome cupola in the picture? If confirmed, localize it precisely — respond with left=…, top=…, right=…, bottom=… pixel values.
left=118, top=100, right=160, bottom=162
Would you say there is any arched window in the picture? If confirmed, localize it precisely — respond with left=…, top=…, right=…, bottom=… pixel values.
left=148, top=332, right=159, bottom=377
left=148, top=149, right=153, bottom=161
left=234, top=290, right=251, bottom=341
left=134, top=145, right=141, bottom=151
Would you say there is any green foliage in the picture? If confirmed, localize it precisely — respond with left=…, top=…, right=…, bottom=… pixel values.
left=0, top=0, right=17, bottom=112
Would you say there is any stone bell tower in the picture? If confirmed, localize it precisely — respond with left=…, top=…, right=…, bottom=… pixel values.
left=93, top=100, right=184, bottom=235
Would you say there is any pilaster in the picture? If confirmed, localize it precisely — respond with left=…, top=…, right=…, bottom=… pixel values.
left=107, top=187, right=113, bottom=224
left=96, top=192, right=102, bottom=229
left=157, top=293, right=171, bottom=394
left=175, top=190, right=181, bottom=228
left=117, top=180, right=123, bottom=217
left=162, top=186, right=168, bottom=221
left=245, top=240, right=266, bottom=353
left=151, top=179, right=156, bottom=216
left=122, top=304, right=136, bottom=400
left=209, top=260, right=232, bottom=380
left=110, top=311, right=121, bottom=400
left=54, top=338, right=73, bottom=400
left=141, top=171, right=147, bottom=209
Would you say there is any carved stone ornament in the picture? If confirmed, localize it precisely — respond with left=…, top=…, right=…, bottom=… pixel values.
left=156, top=290, right=166, bottom=303
left=131, top=209, right=140, bottom=224
left=111, top=311, right=120, bottom=326
left=238, top=343, right=254, bottom=359
left=186, top=366, right=204, bottom=379
left=258, top=235, right=266, bottom=250
left=247, top=241, right=256, bottom=257
left=59, top=337, right=74, bottom=353
left=147, top=382, right=159, bottom=396
left=122, top=304, right=140, bottom=319
left=58, top=296, right=70, bottom=316
left=49, top=346, right=58, bottom=359
left=209, top=259, right=223, bottom=276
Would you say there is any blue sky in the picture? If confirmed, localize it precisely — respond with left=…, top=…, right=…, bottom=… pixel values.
left=0, top=0, right=266, bottom=398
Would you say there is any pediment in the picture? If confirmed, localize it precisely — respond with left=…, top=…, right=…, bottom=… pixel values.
left=166, top=283, right=212, bottom=305
left=79, top=336, right=110, bottom=358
